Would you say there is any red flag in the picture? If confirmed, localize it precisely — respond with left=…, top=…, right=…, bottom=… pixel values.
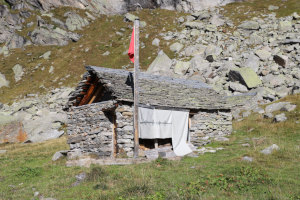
left=128, top=28, right=134, bottom=63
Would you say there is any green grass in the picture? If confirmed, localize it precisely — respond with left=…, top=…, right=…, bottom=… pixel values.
left=0, top=94, right=299, bottom=199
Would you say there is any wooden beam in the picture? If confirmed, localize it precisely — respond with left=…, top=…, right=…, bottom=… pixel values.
left=133, top=19, right=140, bottom=158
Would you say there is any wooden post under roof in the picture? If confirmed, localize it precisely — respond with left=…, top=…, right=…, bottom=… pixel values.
left=133, top=18, right=140, bottom=158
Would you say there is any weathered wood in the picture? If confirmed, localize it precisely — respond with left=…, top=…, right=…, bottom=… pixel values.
left=79, top=84, right=96, bottom=106
left=133, top=19, right=140, bottom=158
left=88, top=85, right=103, bottom=104
left=113, top=113, right=117, bottom=157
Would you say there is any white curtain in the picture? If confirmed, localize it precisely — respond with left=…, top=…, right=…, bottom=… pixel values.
left=138, top=107, right=192, bottom=156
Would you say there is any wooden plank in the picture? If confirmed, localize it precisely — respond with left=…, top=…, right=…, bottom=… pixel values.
left=79, top=84, right=95, bottom=106
left=133, top=19, right=140, bottom=158
left=88, top=85, right=103, bottom=104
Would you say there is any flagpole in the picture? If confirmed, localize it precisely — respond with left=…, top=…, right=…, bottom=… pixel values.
left=133, top=18, right=140, bottom=158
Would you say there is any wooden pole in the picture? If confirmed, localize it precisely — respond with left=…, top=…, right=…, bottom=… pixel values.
left=133, top=18, right=140, bottom=158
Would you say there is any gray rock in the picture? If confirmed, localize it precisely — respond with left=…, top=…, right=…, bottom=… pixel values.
left=174, top=61, right=190, bottom=75
left=244, top=54, right=260, bottom=72
left=0, top=72, right=9, bottom=88
left=229, top=82, right=248, bottom=93
left=238, top=21, right=260, bottom=30
left=249, top=33, right=263, bottom=45
left=265, top=102, right=290, bottom=113
left=275, top=86, right=291, bottom=98
left=0, top=46, right=9, bottom=56
left=268, top=5, right=279, bottom=11
left=292, top=12, right=300, bottom=20
left=170, top=42, right=183, bottom=53
left=261, top=144, right=280, bottom=155
left=273, top=55, right=288, bottom=67
left=152, top=38, right=160, bottom=46
left=274, top=113, right=287, bottom=122
left=6, top=34, right=27, bottom=49
left=185, top=21, right=204, bottom=30
left=255, top=49, right=272, bottom=61
left=52, top=150, right=68, bottom=161
left=280, top=104, right=296, bottom=112
left=26, top=130, right=64, bottom=143
left=40, top=51, right=51, bottom=59
left=147, top=51, right=172, bottom=75
left=209, top=14, right=225, bottom=26
left=67, top=149, right=82, bottom=160
left=228, top=67, right=262, bottom=89
left=242, top=156, right=253, bottom=162
left=278, top=21, right=292, bottom=32
left=124, top=13, right=138, bottom=22
left=264, top=112, right=273, bottom=119
left=12, top=64, right=24, bottom=82
left=65, top=12, right=89, bottom=31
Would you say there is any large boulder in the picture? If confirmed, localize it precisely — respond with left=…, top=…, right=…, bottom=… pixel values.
left=147, top=51, right=173, bottom=75
left=228, top=67, right=262, bottom=89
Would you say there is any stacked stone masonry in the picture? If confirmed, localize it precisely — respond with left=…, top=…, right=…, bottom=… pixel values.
left=190, top=110, right=232, bottom=146
left=67, top=102, right=115, bottom=157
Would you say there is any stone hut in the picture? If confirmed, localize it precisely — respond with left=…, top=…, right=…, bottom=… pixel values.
left=66, top=66, right=233, bottom=158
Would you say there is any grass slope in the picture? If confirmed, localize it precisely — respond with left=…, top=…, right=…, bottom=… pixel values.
left=0, top=94, right=299, bottom=199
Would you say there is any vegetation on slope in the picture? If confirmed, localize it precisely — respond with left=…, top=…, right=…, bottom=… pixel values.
left=0, top=8, right=186, bottom=104
left=0, top=94, right=299, bottom=199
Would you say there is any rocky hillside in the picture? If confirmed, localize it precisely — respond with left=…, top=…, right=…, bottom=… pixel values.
left=0, top=0, right=300, bottom=143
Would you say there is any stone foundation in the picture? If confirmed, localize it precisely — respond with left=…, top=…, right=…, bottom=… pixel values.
left=190, top=110, right=232, bottom=146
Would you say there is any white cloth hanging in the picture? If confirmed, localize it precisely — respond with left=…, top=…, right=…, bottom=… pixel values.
left=138, top=107, right=192, bottom=156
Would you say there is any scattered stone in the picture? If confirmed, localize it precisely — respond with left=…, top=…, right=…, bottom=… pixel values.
left=292, top=12, right=300, bottom=20
left=268, top=5, right=279, bottom=11
left=238, top=21, right=260, bottom=30
left=242, top=156, right=253, bottom=162
left=124, top=13, right=138, bottom=22
left=255, top=49, right=272, bottom=61
left=265, top=102, right=290, bottom=113
left=264, top=112, right=274, bottom=119
left=280, top=104, right=296, bottom=112
left=278, top=21, right=292, bottom=32
left=12, top=64, right=24, bottom=82
left=228, top=67, right=262, bottom=89
left=102, top=51, right=110, bottom=56
left=147, top=50, right=172, bottom=76
left=261, top=144, right=280, bottom=155
left=174, top=61, right=190, bottom=75
left=49, top=66, right=54, bottom=73
left=52, top=150, right=68, bottom=161
left=170, top=42, right=183, bottom=53
left=0, top=72, right=9, bottom=88
left=229, top=82, right=248, bottom=93
left=40, top=51, right=51, bottom=59
left=273, top=55, right=288, bottom=67
left=274, top=113, right=287, bottom=122
left=152, top=38, right=160, bottom=46
left=185, top=21, right=204, bottom=30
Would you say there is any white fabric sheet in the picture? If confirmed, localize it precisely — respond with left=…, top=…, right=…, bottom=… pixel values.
left=138, top=107, right=192, bottom=156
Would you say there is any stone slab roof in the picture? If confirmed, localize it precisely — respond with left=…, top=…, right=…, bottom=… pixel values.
left=70, top=66, right=232, bottom=110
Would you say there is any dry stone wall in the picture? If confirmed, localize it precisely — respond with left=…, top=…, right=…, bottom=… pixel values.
left=67, top=101, right=115, bottom=157
left=190, top=110, right=232, bottom=146
left=115, top=104, right=134, bottom=157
